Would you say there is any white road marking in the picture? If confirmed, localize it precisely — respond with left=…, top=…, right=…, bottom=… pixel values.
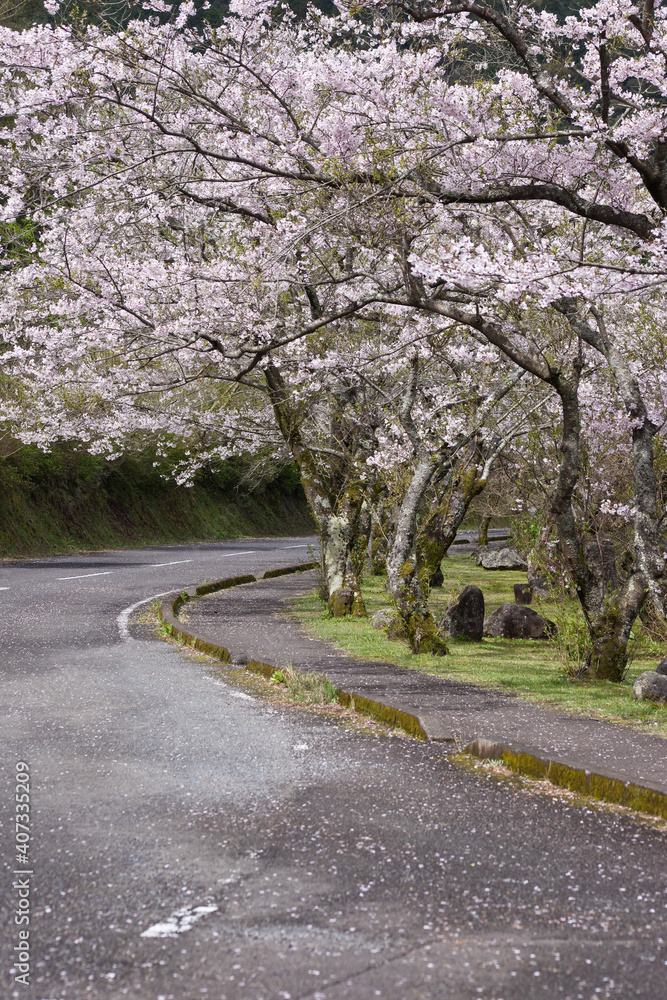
left=150, top=559, right=194, bottom=568
left=57, top=571, right=113, bottom=581
left=0, top=587, right=8, bottom=590
left=117, top=591, right=175, bottom=641
left=282, top=544, right=309, bottom=548
left=204, top=677, right=255, bottom=701
left=220, top=550, right=255, bottom=557
left=140, top=903, right=218, bottom=938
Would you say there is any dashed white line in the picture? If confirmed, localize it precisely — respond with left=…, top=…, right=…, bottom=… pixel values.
left=149, top=559, right=194, bottom=568
left=220, top=550, right=255, bottom=557
left=117, top=591, right=176, bottom=641
left=282, top=544, right=309, bottom=549
left=0, top=587, right=9, bottom=591
left=57, top=571, right=113, bottom=581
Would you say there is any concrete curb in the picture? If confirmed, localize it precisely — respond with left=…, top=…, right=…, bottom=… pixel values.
left=465, top=737, right=667, bottom=821
left=158, top=567, right=434, bottom=741
left=156, top=566, right=667, bottom=821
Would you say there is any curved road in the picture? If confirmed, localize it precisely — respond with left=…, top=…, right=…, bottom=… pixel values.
left=1, top=537, right=666, bottom=1000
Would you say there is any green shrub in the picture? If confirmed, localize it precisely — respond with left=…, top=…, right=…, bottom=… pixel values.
left=272, top=663, right=339, bottom=705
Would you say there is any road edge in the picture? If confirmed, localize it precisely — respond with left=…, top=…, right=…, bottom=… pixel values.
left=156, top=566, right=667, bottom=821
left=158, top=567, right=432, bottom=741
left=465, top=737, right=667, bottom=819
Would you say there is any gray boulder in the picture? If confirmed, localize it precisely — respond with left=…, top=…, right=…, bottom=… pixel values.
left=371, top=608, right=395, bottom=630
left=476, top=546, right=528, bottom=571
left=528, top=577, right=550, bottom=598
left=656, top=657, right=667, bottom=677
left=632, top=671, right=667, bottom=704
left=483, top=603, right=556, bottom=640
left=442, top=585, right=485, bottom=641
left=513, top=583, right=533, bottom=605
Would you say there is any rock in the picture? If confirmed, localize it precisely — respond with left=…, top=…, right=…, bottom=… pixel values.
left=656, top=657, right=667, bottom=677
left=329, top=589, right=353, bottom=617
left=476, top=546, right=528, bottom=571
left=513, top=583, right=532, bottom=605
left=371, top=608, right=395, bottom=630
left=528, top=577, right=550, bottom=598
left=483, top=603, right=557, bottom=640
left=632, top=671, right=667, bottom=704
left=442, top=585, right=484, bottom=641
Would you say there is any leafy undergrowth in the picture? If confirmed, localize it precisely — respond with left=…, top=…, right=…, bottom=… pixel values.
left=288, top=554, right=667, bottom=736
left=0, top=444, right=314, bottom=557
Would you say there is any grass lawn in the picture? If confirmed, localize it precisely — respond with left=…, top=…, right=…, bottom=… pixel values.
left=287, top=553, right=667, bottom=736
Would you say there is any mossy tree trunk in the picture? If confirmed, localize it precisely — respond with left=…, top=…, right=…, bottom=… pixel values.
left=350, top=500, right=371, bottom=584
left=264, top=363, right=367, bottom=617
left=320, top=488, right=367, bottom=617
left=550, top=369, right=647, bottom=681
left=370, top=488, right=391, bottom=576
left=386, top=359, right=523, bottom=654
left=414, top=297, right=654, bottom=682
left=419, top=470, right=488, bottom=587
left=477, top=515, right=491, bottom=547
left=386, top=453, right=449, bottom=654
left=384, top=362, right=449, bottom=654
left=558, top=303, right=666, bottom=624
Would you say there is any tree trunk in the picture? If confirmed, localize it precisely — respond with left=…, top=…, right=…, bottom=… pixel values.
left=419, top=471, right=487, bottom=587
left=264, top=364, right=366, bottom=617
left=588, top=573, right=648, bottom=680
left=321, top=496, right=367, bottom=618
left=371, top=516, right=389, bottom=575
left=386, top=455, right=448, bottom=654
left=478, top=515, right=491, bottom=547
left=600, top=338, right=666, bottom=618
left=370, top=491, right=391, bottom=575
left=350, top=500, right=371, bottom=584
left=550, top=370, right=646, bottom=681
left=556, top=307, right=665, bottom=592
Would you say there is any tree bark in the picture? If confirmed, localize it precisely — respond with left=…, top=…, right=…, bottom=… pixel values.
left=550, top=370, right=647, bottom=680
left=350, top=499, right=371, bottom=586
left=477, top=515, right=491, bottom=547
left=554, top=303, right=666, bottom=616
left=419, top=471, right=487, bottom=587
left=370, top=497, right=390, bottom=575
left=385, top=454, right=449, bottom=654
left=264, top=364, right=366, bottom=617
left=320, top=489, right=366, bottom=617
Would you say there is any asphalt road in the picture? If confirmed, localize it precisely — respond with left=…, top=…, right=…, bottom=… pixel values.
left=1, top=537, right=666, bottom=1000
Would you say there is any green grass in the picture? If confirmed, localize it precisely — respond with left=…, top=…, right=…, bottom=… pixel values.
left=287, top=554, right=667, bottom=736
left=271, top=664, right=340, bottom=705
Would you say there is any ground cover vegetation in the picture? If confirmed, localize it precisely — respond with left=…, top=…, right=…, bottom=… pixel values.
left=1, top=0, right=667, bottom=692
left=0, top=443, right=312, bottom=554
left=289, top=554, right=667, bottom=733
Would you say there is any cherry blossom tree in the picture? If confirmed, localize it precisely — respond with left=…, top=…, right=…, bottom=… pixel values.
left=370, top=345, right=530, bottom=653
left=3, top=0, right=667, bottom=673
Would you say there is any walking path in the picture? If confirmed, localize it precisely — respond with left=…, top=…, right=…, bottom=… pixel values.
left=169, top=568, right=667, bottom=812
